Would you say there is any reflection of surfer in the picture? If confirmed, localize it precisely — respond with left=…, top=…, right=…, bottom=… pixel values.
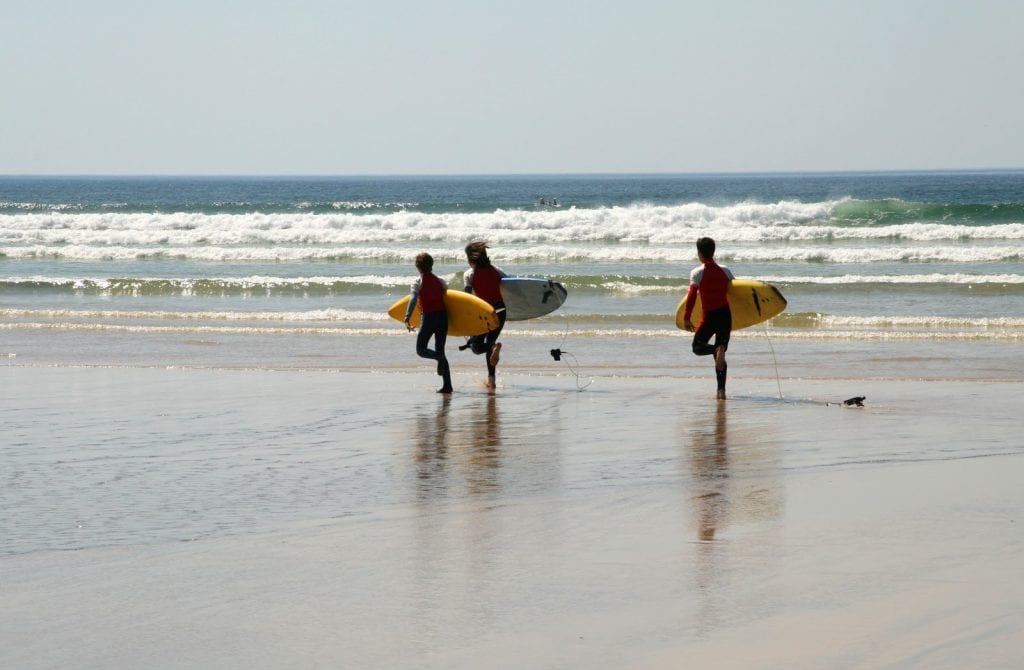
left=466, top=394, right=501, bottom=494
left=404, top=252, right=453, bottom=393
left=414, top=395, right=452, bottom=500
left=463, top=240, right=507, bottom=389
left=691, top=403, right=729, bottom=541
left=682, top=237, right=735, bottom=400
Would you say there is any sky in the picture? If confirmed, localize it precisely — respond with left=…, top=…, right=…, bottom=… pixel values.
left=3, top=0, right=1023, bottom=175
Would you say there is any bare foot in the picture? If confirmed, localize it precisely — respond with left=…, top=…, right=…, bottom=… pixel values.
left=716, top=390, right=727, bottom=400
left=437, top=386, right=453, bottom=394
left=489, top=342, right=502, bottom=367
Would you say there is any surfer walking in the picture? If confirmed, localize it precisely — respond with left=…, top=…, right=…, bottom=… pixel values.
left=682, top=237, right=735, bottom=400
left=404, top=252, right=453, bottom=394
left=463, top=240, right=508, bottom=389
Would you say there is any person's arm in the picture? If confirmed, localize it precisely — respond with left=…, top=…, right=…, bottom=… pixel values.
left=682, top=267, right=702, bottom=331
left=403, top=277, right=422, bottom=328
left=682, top=283, right=699, bottom=332
left=463, top=267, right=475, bottom=294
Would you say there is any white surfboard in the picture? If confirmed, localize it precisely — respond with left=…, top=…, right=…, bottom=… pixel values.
left=500, top=277, right=568, bottom=321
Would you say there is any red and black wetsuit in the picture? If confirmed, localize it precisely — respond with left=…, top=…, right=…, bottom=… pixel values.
left=464, top=264, right=507, bottom=378
left=683, top=260, right=734, bottom=392
left=406, top=272, right=451, bottom=388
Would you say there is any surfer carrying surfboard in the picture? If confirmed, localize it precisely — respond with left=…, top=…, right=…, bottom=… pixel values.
left=463, top=240, right=508, bottom=389
left=682, top=237, right=735, bottom=400
left=404, top=252, right=453, bottom=394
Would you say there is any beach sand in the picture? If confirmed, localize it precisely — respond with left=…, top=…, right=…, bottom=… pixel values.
left=3, top=354, right=1024, bottom=668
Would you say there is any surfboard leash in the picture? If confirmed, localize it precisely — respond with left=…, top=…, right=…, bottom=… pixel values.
left=550, top=310, right=592, bottom=391
left=552, top=348, right=593, bottom=391
left=761, top=321, right=784, bottom=400
left=759, top=322, right=865, bottom=407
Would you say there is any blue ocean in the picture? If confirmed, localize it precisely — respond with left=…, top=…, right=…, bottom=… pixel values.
left=2, top=171, right=1023, bottom=375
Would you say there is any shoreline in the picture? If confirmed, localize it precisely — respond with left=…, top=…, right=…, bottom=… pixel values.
left=3, top=325, right=1023, bottom=384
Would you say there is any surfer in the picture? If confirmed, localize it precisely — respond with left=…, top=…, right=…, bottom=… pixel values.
left=682, top=237, right=735, bottom=400
left=404, top=252, right=453, bottom=393
left=463, top=240, right=508, bottom=389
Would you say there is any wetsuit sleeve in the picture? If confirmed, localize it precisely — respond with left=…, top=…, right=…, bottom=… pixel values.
left=404, top=277, right=422, bottom=321
left=683, top=266, right=702, bottom=321
left=682, top=284, right=699, bottom=321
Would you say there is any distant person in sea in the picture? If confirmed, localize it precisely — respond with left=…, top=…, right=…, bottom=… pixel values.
left=404, top=252, right=453, bottom=393
left=682, top=237, right=735, bottom=400
left=462, top=240, right=508, bottom=389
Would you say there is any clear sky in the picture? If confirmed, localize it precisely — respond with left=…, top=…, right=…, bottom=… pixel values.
left=4, top=0, right=1023, bottom=175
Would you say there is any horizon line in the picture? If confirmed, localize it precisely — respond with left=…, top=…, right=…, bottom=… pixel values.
left=3, top=167, right=1024, bottom=179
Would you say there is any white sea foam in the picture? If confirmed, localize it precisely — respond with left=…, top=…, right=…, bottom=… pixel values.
left=0, top=322, right=397, bottom=336
left=586, top=273, right=1024, bottom=294
left=724, top=246, right=1023, bottom=264
left=0, top=274, right=412, bottom=291
left=4, top=315, right=1020, bottom=340
left=760, top=273, right=1024, bottom=285
left=810, top=314, right=1024, bottom=329
left=3, top=242, right=1022, bottom=264
left=2, top=204, right=1023, bottom=251
left=0, top=307, right=388, bottom=322
left=755, top=329, right=1024, bottom=341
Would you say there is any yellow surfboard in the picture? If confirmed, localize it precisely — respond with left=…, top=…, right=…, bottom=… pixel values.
left=675, top=279, right=787, bottom=331
left=388, top=290, right=500, bottom=337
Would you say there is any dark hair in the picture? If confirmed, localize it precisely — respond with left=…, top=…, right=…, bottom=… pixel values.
left=465, top=240, right=492, bottom=269
left=415, top=252, right=434, bottom=273
left=696, top=237, right=716, bottom=259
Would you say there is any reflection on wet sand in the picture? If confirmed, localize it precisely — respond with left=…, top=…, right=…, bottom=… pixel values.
left=683, top=401, right=785, bottom=541
left=689, top=402, right=730, bottom=542
left=414, top=395, right=452, bottom=500
left=410, top=393, right=505, bottom=635
left=681, top=400, right=786, bottom=635
left=413, top=394, right=503, bottom=500
left=465, top=394, right=501, bottom=495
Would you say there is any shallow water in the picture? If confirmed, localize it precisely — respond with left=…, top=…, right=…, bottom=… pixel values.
left=3, top=363, right=1023, bottom=669
left=4, top=363, right=1021, bottom=558
left=4, top=172, right=1024, bottom=352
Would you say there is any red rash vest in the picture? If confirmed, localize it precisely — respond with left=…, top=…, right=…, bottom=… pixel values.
left=417, top=272, right=447, bottom=314
left=683, top=260, right=733, bottom=323
left=466, top=265, right=504, bottom=305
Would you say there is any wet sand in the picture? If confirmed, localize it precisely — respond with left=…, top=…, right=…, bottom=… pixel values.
left=3, top=364, right=1023, bottom=668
